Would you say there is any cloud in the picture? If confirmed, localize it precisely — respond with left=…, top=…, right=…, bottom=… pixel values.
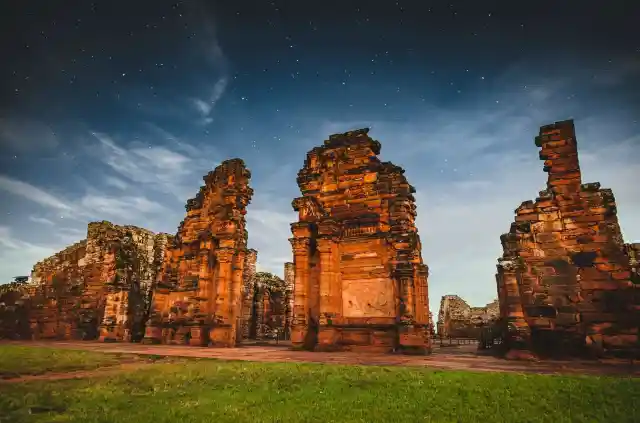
left=91, top=132, right=198, bottom=200
left=192, top=77, right=229, bottom=125
left=0, top=226, right=57, bottom=281
left=0, top=175, right=72, bottom=212
left=185, top=2, right=230, bottom=125
left=104, top=176, right=128, bottom=190
left=28, top=216, right=55, bottom=226
left=79, top=194, right=169, bottom=220
left=0, top=117, right=59, bottom=154
left=0, top=175, right=172, bottom=227
left=192, top=98, right=212, bottom=116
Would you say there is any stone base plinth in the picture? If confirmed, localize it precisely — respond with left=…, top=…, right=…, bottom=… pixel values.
left=209, top=325, right=237, bottom=347
left=398, top=326, right=431, bottom=354
left=141, top=325, right=162, bottom=344
left=290, top=325, right=308, bottom=349
left=189, top=326, right=208, bottom=346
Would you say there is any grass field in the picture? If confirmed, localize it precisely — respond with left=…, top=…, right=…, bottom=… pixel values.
left=0, top=345, right=137, bottom=378
left=1, top=345, right=638, bottom=423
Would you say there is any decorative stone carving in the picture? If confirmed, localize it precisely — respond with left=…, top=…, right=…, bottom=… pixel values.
left=496, top=119, right=639, bottom=358
left=290, top=128, right=431, bottom=354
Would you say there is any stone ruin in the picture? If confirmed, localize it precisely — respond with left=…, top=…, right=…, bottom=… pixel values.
left=496, top=119, right=639, bottom=358
left=0, top=277, right=32, bottom=339
left=0, top=222, right=171, bottom=341
left=290, top=128, right=431, bottom=353
left=436, top=295, right=499, bottom=338
left=143, top=159, right=254, bottom=347
left=284, top=262, right=295, bottom=338
left=245, top=271, right=291, bottom=340
left=0, top=158, right=297, bottom=347
left=240, top=249, right=258, bottom=339
left=626, top=243, right=640, bottom=282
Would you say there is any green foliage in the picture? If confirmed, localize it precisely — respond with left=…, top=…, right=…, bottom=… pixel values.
left=0, top=351, right=638, bottom=423
left=254, top=272, right=286, bottom=294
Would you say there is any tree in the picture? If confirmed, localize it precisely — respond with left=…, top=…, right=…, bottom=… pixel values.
left=253, top=272, right=286, bottom=294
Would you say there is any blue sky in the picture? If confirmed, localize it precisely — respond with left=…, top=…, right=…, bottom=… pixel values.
left=0, top=1, right=638, bottom=316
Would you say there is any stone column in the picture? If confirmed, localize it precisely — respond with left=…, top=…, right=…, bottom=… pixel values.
left=290, top=237, right=311, bottom=348
left=284, top=262, right=295, bottom=340
left=316, top=236, right=340, bottom=349
left=209, top=247, right=236, bottom=347
left=188, top=250, right=210, bottom=346
left=412, top=264, right=429, bottom=325
left=230, top=249, right=246, bottom=346
left=497, top=259, right=533, bottom=357
left=241, top=250, right=257, bottom=340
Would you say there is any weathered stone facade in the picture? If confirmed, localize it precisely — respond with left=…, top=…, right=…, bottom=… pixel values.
left=143, top=159, right=254, bottom=348
left=284, top=262, right=295, bottom=339
left=290, top=128, right=431, bottom=353
left=1, top=222, right=170, bottom=341
left=240, top=249, right=258, bottom=339
left=0, top=277, right=33, bottom=339
left=626, top=243, right=640, bottom=283
left=496, top=119, right=639, bottom=358
left=436, top=295, right=499, bottom=338
left=247, top=272, right=290, bottom=339
left=97, top=225, right=173, bottom=342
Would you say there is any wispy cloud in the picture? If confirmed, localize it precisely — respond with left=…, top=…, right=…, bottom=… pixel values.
left=28, top=216, right=55, bottom=226
left=104, top=176, right=128, bottom=190
left=0, top=175, right=172, bottom=226
left=185, top=2, right=230, bottom=125
left=0, top=226, right=57, bottom=281
left=0, top=175, right=72, bottom=212
left=79, top=194, right=168, bottom=220
left=191, top=77, right=229, bottom=125
left=90, top=131, right=218, bottom=202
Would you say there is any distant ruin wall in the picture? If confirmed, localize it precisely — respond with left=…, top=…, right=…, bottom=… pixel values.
left=436, top=295, right=499, bottom=338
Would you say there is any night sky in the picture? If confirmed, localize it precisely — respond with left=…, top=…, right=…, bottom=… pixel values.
left=1, top=0, right=639, bottom=315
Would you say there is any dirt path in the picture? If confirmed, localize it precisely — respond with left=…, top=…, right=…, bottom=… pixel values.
left=0, top=361, right=162, bottom=384
left=1, top=341, right=638, bottom=380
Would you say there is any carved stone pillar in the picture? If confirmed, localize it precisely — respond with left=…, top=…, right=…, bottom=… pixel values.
left=316, top=236, right=340, bottom=349
left=290, top=237, right=311, bottom=348
left=497, top=259, right=532, bottom=356
left=284, top=262, right=295, bottom=340
left=209, top=247, right=236, bottom=347
left=189, top=250, right=210, bottom=346
left=230, top=249, right=246, bottom=345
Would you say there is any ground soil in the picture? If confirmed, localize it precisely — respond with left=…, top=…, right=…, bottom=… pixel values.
left=1, top=340, right=637, bottom=384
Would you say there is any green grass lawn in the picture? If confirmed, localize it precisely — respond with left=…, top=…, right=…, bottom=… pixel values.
left=0, top=345, right=134, bottom=378
left=0, top=354, right=638, bottom=423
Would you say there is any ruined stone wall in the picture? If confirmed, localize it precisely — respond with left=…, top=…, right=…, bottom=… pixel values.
left=98, top=225, right=173, bottom=342
left=436, top=295, right=499, bottom=338
left=496, top=119, right=638, bottom=358
left=28, top=240, right=89, bottom=339
left=144, top=159, right=254, bottom=348
left=290, top=128, right=430, bottom=354
left=0, top=279, right=33, bottom=339
left=241, top=271, right=289, bottom=340
left=6, top=222, right=170, bottom=341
